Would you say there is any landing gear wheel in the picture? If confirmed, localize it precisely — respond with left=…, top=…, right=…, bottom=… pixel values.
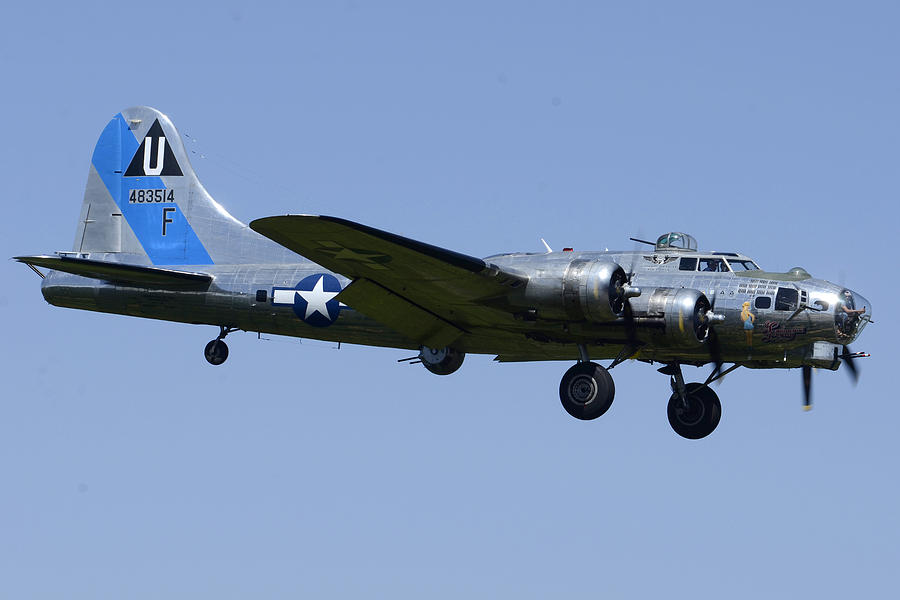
left=559, top=362, right=615, bottom=420
left=204, top=339, right=229, bottom=365
left=667, top=382, right=721, bottom=439
left=419, top=346, right=465, bottom=376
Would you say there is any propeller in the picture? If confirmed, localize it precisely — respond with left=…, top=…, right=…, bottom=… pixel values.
left=707, top=325, right=724, bottom=380
left=811, top=274, right=871, bottom=409
left=618, top=240, right=645, bottom=351
left=701, top=292, right=726, bottom=381
left=841, top=345, right=860, bottom=383
left=800, top=345, right=869, bottom=410
left=622, top=234, right=725, bottom=379
left=621, top=292, right=639, bottom=350
left=802, top=365, right=813, bottom=411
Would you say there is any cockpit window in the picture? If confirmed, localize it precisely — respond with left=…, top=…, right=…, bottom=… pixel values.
left=698, top=258, right=727, bottom=272
left=679, top=257, right=698, bottom=271
left=727, top=259, right=759, bottom=271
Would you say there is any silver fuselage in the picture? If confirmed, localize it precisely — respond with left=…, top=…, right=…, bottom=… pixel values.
left=41, top=248, right=870, bottom=371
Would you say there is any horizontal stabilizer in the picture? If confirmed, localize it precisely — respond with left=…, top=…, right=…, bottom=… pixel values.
left=15, top=255, right=212, bottom=288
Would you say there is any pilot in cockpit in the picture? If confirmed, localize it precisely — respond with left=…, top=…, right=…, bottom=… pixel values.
left=700, top=258, right=725, bottom=272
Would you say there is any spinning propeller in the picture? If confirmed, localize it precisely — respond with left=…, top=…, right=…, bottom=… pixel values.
left=617, top=239, right=648, bottom=351
left=801, top=345, right=870, bottom=410
left=702, top=292, right=726, bottom=380
left=620, top=237, right=724, bottom=368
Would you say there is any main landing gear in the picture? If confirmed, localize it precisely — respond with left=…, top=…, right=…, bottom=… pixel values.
left=659, top=363, right=721, bottom=439
left=559, top=361, right=615, bottom=420
left=558, top=345, right=616, bottom=420
left=204, top=326, right=238, bottom=365
left=666, top=383, right=721, bottom=440
left=557, top=351, right=723, bottom=439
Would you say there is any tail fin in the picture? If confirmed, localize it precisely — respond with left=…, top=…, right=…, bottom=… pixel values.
left=74, top=107, right=285, bottom=265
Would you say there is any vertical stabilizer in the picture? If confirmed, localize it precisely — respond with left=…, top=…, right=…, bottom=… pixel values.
left=73, top=107, right=290, bottom=266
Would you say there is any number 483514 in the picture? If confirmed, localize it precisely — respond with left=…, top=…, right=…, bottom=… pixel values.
left=129, top=189, right=175, bottom=203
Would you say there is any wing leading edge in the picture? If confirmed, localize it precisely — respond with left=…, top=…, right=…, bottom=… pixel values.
left=249, top=215, right=527, bottom=346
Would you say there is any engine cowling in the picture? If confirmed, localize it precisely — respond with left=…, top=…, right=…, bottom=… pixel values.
left=561, top=259, right=629, bottom=323
left=640, top=287, right=712, bottom=344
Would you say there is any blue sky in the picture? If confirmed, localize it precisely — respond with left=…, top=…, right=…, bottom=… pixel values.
left=2, top=2, right=897, bottom=597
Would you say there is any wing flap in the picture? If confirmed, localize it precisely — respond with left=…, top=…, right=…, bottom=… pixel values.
left=337, top=278, right=464, bottom=348
left=15, top=255, right=212, bottom=289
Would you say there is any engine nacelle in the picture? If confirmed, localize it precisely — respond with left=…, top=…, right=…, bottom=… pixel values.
left=633, top=287, right=712, bottom=344
left=561, top=259, right=629, bottom=323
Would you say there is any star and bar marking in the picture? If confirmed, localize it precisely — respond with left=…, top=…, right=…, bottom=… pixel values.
left=272, top=273, right=344, bottom=327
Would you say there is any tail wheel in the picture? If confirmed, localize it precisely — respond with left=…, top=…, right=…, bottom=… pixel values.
left=559, top=362, right=615, bottom=420
left=667, top=382, right=721, bottom=439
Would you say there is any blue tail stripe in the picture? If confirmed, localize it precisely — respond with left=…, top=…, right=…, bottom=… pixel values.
left=91, top=114, right=213, bottom=265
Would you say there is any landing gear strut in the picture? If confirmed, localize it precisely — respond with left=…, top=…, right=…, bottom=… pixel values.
left=555, top=351, right=725, bottom=437
left=660, top=363, right=721, bottom=439
left=558, top=346, right=615, bottom=420
left=204, top=326, right=238, bottom=366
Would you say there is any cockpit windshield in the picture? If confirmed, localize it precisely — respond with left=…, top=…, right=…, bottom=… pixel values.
left=726, top=259, right=759, bottom=271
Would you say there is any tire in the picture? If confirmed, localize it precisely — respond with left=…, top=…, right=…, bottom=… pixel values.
left=559, top=362, right=615, bottom=420
left=204, top=339, right=229, bottom=365
left=420, top=347, right=465, bottom=375
left=667, top=382, right=721, bottom=439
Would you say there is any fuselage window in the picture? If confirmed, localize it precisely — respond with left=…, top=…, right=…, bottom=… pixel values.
left=774, top=287, right=799, bottom=311
left=699, top=258, right=727, bottom=272
left=754, top=296, right=772, bottom=309
left=679, top=257, right=698, bottom=271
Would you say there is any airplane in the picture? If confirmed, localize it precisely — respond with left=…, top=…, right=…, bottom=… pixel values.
left=15, top=107, right=873, bottom=439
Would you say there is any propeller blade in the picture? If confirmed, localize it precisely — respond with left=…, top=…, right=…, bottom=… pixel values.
left=707, top=326, right=724, bottom=380
left=842, top=345, right=859, bottom=383
left=618, top=236, right=643, bottom=351
left=702, top=293, right=724, bottom=379
left=802, top=365, right=812, bottom=411
left=623, top=300, right=638, bottom=349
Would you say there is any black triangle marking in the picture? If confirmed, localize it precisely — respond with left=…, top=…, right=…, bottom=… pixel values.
left=124, top=119, right=184, bottom=177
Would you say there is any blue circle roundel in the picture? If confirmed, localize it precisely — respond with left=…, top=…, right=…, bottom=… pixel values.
left=290, top=273, right=342, bottom=327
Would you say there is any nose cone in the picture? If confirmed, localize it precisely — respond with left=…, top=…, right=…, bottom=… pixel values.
left=835, top=289, right=872, bottom=343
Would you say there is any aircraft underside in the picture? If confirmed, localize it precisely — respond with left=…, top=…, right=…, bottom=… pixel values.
left=38, top=262, right=867, bottom=441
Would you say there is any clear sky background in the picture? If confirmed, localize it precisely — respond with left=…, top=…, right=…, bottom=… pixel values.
left=2, top=2, right=897, bottom=598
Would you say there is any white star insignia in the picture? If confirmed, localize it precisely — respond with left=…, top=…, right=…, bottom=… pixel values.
left=297, top=275, right=339, bottom=320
